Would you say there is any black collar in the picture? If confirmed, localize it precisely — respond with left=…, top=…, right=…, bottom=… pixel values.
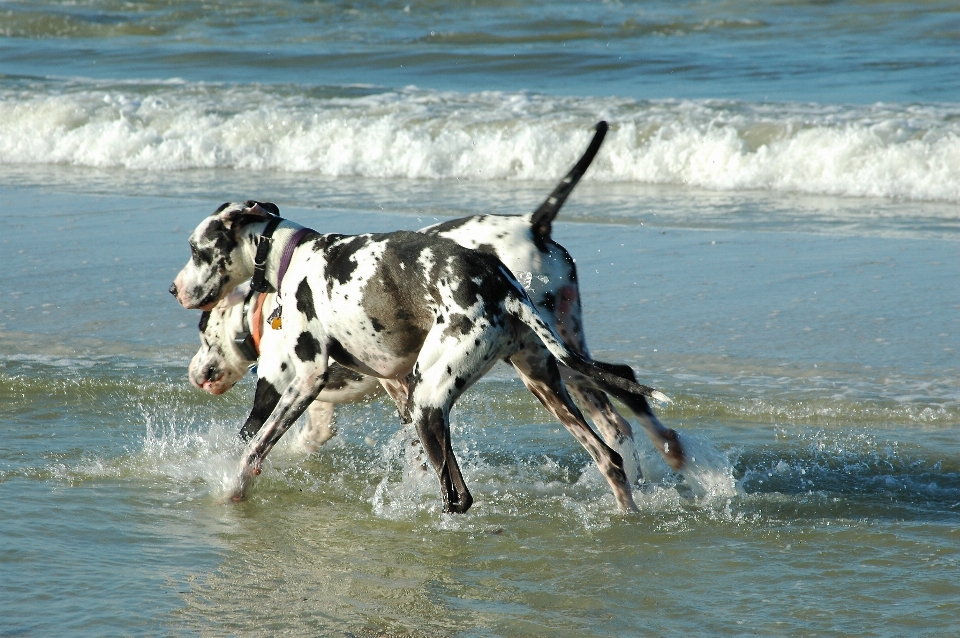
left=250, top=216, right=283, bottom=293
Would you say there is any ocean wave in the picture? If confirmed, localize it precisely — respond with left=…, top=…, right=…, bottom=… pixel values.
left=2, top=81, right=959, bottom=202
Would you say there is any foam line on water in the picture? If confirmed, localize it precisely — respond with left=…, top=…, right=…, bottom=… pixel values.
left=2, top=81, right=959, bottom=203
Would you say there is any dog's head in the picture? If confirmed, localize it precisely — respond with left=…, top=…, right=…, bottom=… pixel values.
left=188, top=285, right=256, bottom=395
left=170, top=201, right=279, bottom=311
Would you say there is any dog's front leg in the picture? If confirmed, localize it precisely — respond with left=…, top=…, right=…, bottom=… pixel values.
left=230, top=365, right=329, bottom=501
left=294, top=401, right=337, bottom=453
left=239, top=377, right=284, bottom=441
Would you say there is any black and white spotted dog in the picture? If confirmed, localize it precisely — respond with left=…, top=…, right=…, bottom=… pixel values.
left=170, top=196, right=672, bottom=512
left=188, top=124, right=685, bottom=485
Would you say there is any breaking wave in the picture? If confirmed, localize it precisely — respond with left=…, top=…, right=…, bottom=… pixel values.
left=2, top=79, right=959, bottom=203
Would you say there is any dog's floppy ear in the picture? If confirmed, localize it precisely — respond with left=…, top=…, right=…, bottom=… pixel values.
left=213, top=201, right=280, bottom=233
left=244, top=200, right=280, bottom=217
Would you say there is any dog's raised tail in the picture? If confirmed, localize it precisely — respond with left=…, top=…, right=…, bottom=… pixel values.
left=504, top=289, right=670, bottom=405
left=530, top=121, right=608, bottom=243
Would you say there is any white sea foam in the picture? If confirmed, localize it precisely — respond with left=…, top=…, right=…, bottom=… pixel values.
left=3, top=82, right=959, bottom=202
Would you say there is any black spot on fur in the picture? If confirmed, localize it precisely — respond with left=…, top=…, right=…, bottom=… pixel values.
left=191, top=244, right=214, bottom=267
left=327, top=337, right=360, bottom=368
left=323, top=235, right=370, bottom=288
left=309, top=234, right=343, bottom=253
left=295, top=331, right=322, bottom=362
left=200, top=218, right=232, bottom=247
left=421, top=215, right=481, bottom=236
left=326, top=363, right=367, bottom=391
left=454, top=377, right=466, bottom=390
left=296, top=230, right=321, bottom=248
left=296, top=278, right=317, bottom=322
left=192, top=274, right=230, bottom=310
left=371, top=317, right=385, bottom=332
left=443, top=313, right=474, bottom=339
left=240, top=378, right=281, bottom=440
left=447, top=250, right=512, bottom=311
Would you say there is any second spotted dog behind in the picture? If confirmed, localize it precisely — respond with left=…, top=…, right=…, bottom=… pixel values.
left=191, top=281, right=383, bottom=454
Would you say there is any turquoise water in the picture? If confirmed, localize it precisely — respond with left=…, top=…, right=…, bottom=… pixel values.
left=2, top=1, right=960, bottom=635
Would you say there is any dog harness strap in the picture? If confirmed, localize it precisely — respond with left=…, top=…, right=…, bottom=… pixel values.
left=251, top=292, right=267, bottom=354
left=250, top=216, right=283, bottom=293
left=276, top=228, right=313, bottom=291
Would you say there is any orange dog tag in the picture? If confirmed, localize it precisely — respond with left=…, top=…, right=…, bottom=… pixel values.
left=267, top=305, right=283, bottom=330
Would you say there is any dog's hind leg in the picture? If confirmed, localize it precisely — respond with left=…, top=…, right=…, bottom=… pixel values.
left=551, top=285, right=637, bottom=443
left=509, top=345, right=638, bottom=513
left=408, top=399, right=473, bottom=514
left=551, top=282, right=685, bottom=473
left=404, top=323, right=504, bottom=513
left=561, top=379, right=642, bottom=486
left=589, top=361, right=684, bottom=471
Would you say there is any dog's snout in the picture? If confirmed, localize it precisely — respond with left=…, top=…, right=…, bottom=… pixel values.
left=169, top=283, right=178, bottom=297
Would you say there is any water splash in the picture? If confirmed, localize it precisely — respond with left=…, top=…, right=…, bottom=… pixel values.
left=370, top=428, right=438, bottom=519
left=675, top=433, right=743, bottom=502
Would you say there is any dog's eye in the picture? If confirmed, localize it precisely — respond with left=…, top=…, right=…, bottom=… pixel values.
left=198, top=311, right=211, bottom=333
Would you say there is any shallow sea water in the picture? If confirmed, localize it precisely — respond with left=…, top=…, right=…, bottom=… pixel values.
left=3, top=178, right=959, bottom=636
left=3, top=0, right=960, bottom=635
